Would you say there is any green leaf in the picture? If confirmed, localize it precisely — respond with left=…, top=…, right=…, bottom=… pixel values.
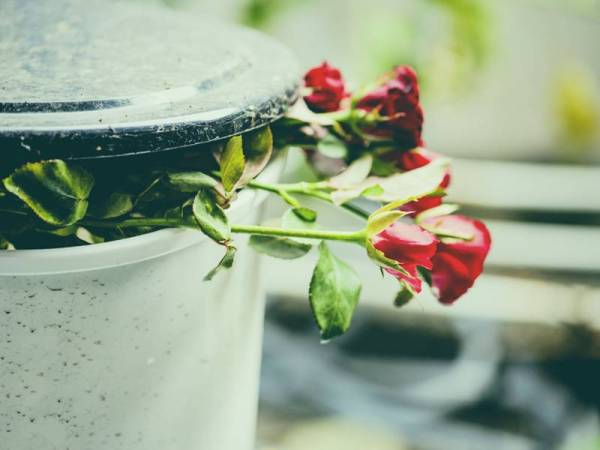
left=420, top=222, right=474, bottom=241
left=75, top=227, right=106, bottom=244
left=88, top=192, right=133, bottom=219
left=192, top=189, right=231, bottom=243
left=219, top=135, right=245, bottom=193
left=317, top=133, right=348, bottom=159
left=3, top=160, right=94, bottom=226
left=366, top=210, right=406, bottom=237
left=331, top=158, right=449, bottom=206
left=394, top=286, right=415, bottom=308
left=329, top=155, right=373, bottom=189
left=249, top=235, right=311, bottom=259
left=415, top=203, right=460, bottom=223
left=376, top=158, right=450, bottom=209
left=292, top=207, right=317, bottom=222
left=370, top=157, right=397, bottom=177
left=309, top=242, right=362, bottom=341
left=240, top=126, right=273, bottom=185
left=0, top=235, right=10, bottom=250
left=204, top=245, right=236, bottom=281
left=166, top=171, right=218, bottom=192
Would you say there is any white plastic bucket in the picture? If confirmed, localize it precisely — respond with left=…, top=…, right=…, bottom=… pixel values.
left=0, top=157, right=285, bottom=450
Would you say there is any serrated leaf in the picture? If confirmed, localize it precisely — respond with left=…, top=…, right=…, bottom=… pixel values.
left=249, top=235, right=311, bottom=259
left=317, top=133, right=348, bottom=159
left=309, top=242, right=362, bottom=341
left=329, top=155, right=373, bottom=189
left=166, top=171, right=218, bottom=192
left=3, top=160, right=94, bottom=226
left=219, top=135, right=245, bottom=193
left=376, top=158, right=450, bottom=209
left=192, top=189, right=231, bottom=243
left=88, top=192, right=133, bottom=219
left=331, top=158, right=449, bottom=206
left=204, top=245, right=236, bottom=281
left=239, top=126, right=273, bottom=186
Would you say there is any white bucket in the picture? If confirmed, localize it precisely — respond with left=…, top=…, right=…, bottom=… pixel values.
left=0, top=157, right=285, bottom=450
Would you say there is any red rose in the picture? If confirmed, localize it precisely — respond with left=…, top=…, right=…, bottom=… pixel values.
left=422, top=215, right=491, bottom=304
left=399, top=148, right=451, bottom=216
left=356, top=66, right=424, bottom=149
left=303, top=62, right=347, bottom=113
left=372, top=222, right=438, bottom=294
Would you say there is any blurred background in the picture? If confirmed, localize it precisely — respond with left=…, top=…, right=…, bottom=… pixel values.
left=150, top=0, right=600, bottom=448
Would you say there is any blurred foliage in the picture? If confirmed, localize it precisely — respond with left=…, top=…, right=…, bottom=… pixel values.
left=553, top=66, right=600, bottom=156
left=240, top=0, right=311, bottom=28
left=532, top=0, right=600, bottom=17
left=239, top=0, right=493, bottom=98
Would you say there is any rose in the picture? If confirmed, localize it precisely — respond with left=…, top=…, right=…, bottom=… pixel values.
left=356, top=66, right=424, bottom=149
left=303, top=62, right=347, bottom=113
left=371, top=221, right=437, bottom=294
left=398, top=147, right=451, bottom=215
left=422, top=215, right=491, bottom=304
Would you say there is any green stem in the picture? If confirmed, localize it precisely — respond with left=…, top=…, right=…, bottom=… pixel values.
left=231, top=224, right=365, bottom=243
left=247, top=179, right=371, bottom=219
left=87, top=218, right=366, bottom=243
left=0, top=207, right=367, bottom=244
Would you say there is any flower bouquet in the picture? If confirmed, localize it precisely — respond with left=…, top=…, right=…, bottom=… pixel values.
left=1, top=63, right=490, bottom=340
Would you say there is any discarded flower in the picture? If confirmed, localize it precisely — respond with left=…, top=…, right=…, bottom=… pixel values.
left=422, top=215, right=491, bottom=304
left=357, top=66, right=424, bottom=149
left=303, top=62, right=347, bottom=113
left=371, top=221, right=437, bottom=294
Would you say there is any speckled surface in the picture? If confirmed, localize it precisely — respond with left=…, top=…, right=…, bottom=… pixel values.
left=0, top=0, right=299, bottom=161
left=0, top=234, right=265, bottom=450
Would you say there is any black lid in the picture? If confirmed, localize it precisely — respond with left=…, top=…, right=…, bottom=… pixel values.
left=0, top=0, right=299, bottom=162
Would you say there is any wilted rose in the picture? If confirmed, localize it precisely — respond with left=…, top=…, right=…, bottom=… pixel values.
left=356, top=66, right=424, bottom=149
left=422, top=215, right=491, bottom=304
left=303, top=62, right=347, bottom=113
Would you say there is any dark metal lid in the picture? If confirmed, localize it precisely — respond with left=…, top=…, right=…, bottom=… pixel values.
left=0, top=0, right=299, bottom=161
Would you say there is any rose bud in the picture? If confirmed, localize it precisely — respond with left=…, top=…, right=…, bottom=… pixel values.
left=371, top=222, right=438, bottom=296
left=421, top=215, right=491, bottom=304
left=303, top=62, right=348, bottom=113
left=356, top=65, right=424, bottom=149
left=398, top=148, right=451, bottom=215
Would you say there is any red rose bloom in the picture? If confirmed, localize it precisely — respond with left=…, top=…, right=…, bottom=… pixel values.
left=422, top=215, right=491, bottom=304
left=356, top=66, right=424, bottom=149
left=399, top=148, right=451, bottom=215
left=303, top=62, right=347, bottom=113
left=372, top=222, right=438, bottom=293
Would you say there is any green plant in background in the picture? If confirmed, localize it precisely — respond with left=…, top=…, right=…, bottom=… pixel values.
left=240, top=0, right=312, bottom=28
left=239, top=0, right=493, bottom=97
left=553, top=65, right=600, bottom=158
left=353, top=0, right=493, bottom=96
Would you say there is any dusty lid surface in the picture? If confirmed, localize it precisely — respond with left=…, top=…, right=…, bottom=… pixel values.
left=0, top=0, right=299, bottom=161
